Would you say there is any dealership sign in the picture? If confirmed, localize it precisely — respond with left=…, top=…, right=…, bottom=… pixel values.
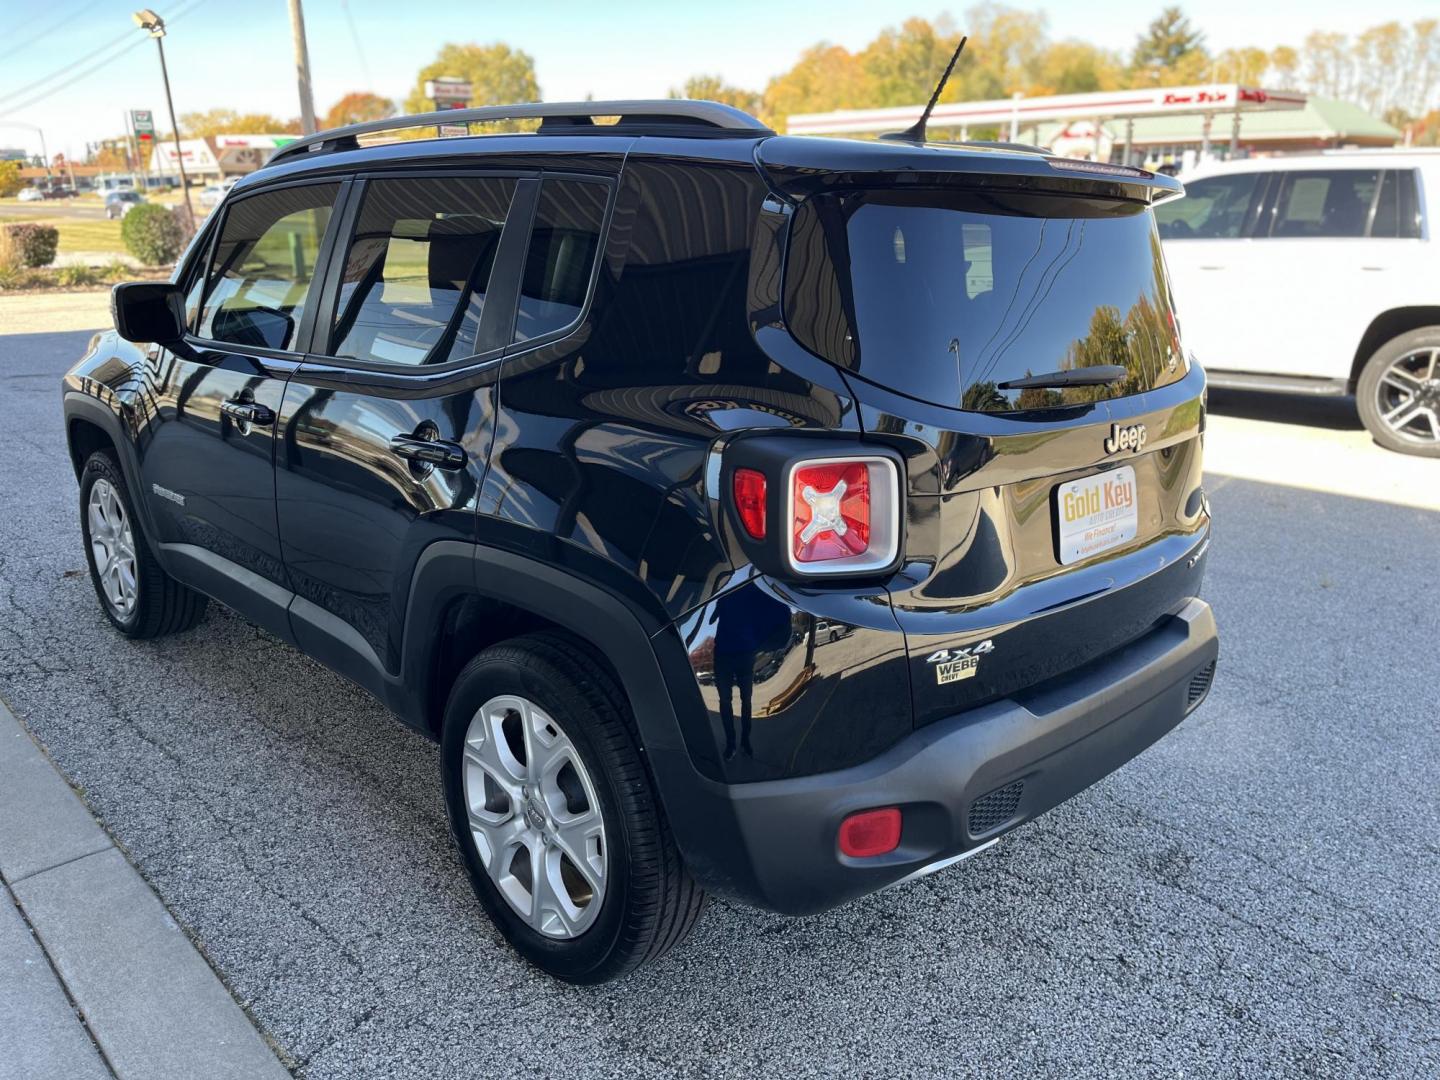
left=131, top=109, right=154, bottom=143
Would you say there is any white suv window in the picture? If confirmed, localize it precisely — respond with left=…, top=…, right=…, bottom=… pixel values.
left=1269, top=170, right=1378, bottom=239
left=1154, top=173, right=1266, bottom=240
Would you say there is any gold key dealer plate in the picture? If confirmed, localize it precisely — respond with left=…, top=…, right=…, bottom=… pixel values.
left=1055, top=465, right=1138, bottom=565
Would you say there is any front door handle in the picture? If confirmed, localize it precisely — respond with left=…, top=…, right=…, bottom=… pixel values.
left=220, top=399, right=275, bottom=426
left=389, top=434, right=467, bottom=471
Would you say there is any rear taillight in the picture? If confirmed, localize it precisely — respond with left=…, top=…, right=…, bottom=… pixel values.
left=732, top=468, right=767, bottom=540
left=785, top=456, right=899, bottom=575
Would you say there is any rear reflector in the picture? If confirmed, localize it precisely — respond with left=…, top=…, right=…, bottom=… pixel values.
left=838, top=807, right=902, bottom=858
left=732, top=468, right=767, bottom=540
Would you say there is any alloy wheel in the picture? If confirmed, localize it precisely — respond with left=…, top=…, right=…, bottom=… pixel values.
left=461, top=694, right=607, bottom=939
left=88, top=479, right=138, bottom=618
left=1375, top=347, right=1440, bottom=444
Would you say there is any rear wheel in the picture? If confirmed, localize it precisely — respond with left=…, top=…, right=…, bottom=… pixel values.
left=440, top=631, right=705, bottom=983
left=79, top=451, right=207, bottom=637
left=1355, top=328, right=1440, bottom=457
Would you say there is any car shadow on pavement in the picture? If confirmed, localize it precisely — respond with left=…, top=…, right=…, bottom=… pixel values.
left=1207, top=387, right=1363, bottom=431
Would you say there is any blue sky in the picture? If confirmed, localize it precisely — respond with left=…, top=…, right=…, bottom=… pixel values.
left=1, top=0, right=1433, bottom=157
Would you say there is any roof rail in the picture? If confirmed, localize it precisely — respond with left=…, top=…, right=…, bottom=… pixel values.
left=269, top=100, right=773, bottom=165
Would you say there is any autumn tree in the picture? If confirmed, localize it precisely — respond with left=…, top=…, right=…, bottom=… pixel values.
left=0, top=161, right=23, bottom=198
left=403, top=43, right=539, bottom=130
left=180, top=109, right=299, bottom=137
left=668, top=76, right=765, bottom=123
left=762, top=44, right=872, bottom=127
left=322, top=92, right=394, bottom=129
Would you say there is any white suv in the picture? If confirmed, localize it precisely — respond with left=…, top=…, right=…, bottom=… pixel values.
left=1156, top=151, right=1438, bottom=456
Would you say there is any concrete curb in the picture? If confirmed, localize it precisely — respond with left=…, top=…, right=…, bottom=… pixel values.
left=0, top=699, right=291, bottom=1080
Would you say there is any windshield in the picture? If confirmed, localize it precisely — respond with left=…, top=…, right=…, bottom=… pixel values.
left=783, top=188, right=1186, bottom=412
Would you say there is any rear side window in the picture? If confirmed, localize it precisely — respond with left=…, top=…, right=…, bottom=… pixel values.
left=1155, top=173, right=1265, bottom=239
left=512, top=179, right=607, bottom=343
left=196, top=183, right=340, bottom=351
left=784, top=188, right=1185, bottom=412
left=1269, top=170, right=1378, bottom=238
left=330, top=176, right=517, bottom=366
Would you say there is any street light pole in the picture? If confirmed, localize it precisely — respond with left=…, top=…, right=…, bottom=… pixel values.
left=133, top=9, right=195, bottom=228
left=288, top=0, right=317, bottom=135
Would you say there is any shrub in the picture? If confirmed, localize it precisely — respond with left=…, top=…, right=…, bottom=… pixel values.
left=121, top=203, right=186, bottom=267
left=55, top=265, right=99, bottom=287
left=1, top=223, right=60, bottom=268
left=101, top=260, right=133, bottom=283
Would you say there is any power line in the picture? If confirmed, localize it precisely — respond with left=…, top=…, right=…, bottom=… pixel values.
left=339, top=0, right=375, bottom=93
left=0, top=0, right=106, bottom=65
left=0, top=0, right=208, bottom=122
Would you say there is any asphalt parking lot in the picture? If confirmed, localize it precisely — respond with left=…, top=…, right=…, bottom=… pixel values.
left=2, top=301, right=1437, bottom=1078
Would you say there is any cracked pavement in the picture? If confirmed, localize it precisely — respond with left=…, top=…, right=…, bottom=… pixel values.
left=1, top=312, right=1437, bottom=1078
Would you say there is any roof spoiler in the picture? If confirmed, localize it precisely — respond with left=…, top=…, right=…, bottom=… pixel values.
left=269, top=100, right=774, bottom=165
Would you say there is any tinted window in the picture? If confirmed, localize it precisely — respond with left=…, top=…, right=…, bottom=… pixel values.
left=1372, top=170, right=1422, bottom=239
left=785, top=189, right=1185, bottom=412
left=1154, top=173, right=1265, bottom=239
left=1270, top=170, right=1378, bottom=238
left=330, top=176, right=517, bottom=366
left=513, top=179, right=606, bottom=343
left=197, top=183, right=339, bottom=351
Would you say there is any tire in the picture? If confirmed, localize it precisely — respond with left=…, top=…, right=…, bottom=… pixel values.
left=79, top=450, right=207, bottom=638
left=1355, top=327, right=1440, bottom=457
left=440, top=631, right=706, bottom=983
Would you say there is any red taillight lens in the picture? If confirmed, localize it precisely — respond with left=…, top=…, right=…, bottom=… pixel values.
left=732, top=468, right=767, bottom=540
left=838, top=807, right=902, bottom=858
left=792, top=461, right=870, bottom=563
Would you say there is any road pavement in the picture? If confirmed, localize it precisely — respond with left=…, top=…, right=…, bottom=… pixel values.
left=1, top=305, right=1436, bottom=1078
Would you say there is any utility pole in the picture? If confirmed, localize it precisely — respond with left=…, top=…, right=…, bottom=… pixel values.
left=133, top=10, right=196, bottom=228
left=289, top=0, right=317, bottom=135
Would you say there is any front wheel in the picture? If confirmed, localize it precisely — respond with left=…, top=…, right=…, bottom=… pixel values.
left=1355, top=328, right=1440, bottom=457
left=440, top=631, right=705, bottom=983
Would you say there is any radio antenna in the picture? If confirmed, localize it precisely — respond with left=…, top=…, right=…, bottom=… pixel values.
left=881, top=35, right=968, bottom=143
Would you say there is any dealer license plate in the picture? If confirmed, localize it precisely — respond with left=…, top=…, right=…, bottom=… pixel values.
left=1055, top=466, right=1138, bottom=565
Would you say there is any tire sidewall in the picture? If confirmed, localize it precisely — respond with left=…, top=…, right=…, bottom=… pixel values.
left=79, top=453, right=144, bottom=634
left=1356, top=328, right=1440, bottom=458
left=440, top=649, right=635, bottom=982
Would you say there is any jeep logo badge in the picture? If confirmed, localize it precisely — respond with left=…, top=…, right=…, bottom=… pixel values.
left=1104, top=422, right=1147, bottom=455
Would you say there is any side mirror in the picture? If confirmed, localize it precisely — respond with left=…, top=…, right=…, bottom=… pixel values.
left=111, top=281, right=185, bottom=344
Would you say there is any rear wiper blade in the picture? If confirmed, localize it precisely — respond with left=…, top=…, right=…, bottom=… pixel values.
left=998, top=365, right=1128, bottom=390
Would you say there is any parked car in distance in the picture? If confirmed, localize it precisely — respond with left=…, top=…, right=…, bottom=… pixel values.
left=104, top=190, right=145, bottom=219
left=17, top=186, right=45, bottom=202
left=1157, top=150, right=1440, bottom=456
left=43, top=184, right=77, bottom=199
left=64, top=100, right=1217, bottom=983
left=198, top=177, right=239, bottom=208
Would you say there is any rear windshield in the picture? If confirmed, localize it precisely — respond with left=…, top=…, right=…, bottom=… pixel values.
left=783, top=189, right=1186, bottom=411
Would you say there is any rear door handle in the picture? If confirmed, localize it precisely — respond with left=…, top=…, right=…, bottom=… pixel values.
left=389, top=434, right=467, bottom=471
left=1198, top=265, right=1225, bottom=271
left=220, top=400, right=275, bottom=425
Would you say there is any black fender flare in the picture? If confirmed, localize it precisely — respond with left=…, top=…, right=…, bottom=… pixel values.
left=399, top=542, right=753, bottom=898
left=62, top=390, right=166, bottom=544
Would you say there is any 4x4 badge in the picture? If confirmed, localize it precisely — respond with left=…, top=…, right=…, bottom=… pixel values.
left=1104, top=422, right=1147, bottom=455
left=927, top=640, right=993, bottom=685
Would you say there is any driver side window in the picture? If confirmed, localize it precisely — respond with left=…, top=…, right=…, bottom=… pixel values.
left=196, top=183, right=340, bottom=351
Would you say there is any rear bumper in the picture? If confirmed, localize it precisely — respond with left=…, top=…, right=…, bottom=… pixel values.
left=666, top=598, right=1218, bottom=915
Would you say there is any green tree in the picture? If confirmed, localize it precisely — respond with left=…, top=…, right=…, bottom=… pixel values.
left=1130, top=7, right=1209, bottom=86
left=0, top=160, right=23, bottom=198
left=1031, top=40, right=1123, bottom=95
left=322, top=92, right=395, bottom=130
left=403, top=43, right=540, bottom=130
left=859, top=16, right=963, bottom=107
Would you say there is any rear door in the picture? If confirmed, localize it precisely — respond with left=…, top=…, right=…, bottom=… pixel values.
left=139, top=179, right=344, bottom=637
left=274, top=170, right=534, bottom=686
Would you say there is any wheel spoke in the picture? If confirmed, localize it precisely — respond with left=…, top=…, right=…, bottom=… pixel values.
left=1381, top=370, right=1420, bottom=394
left=524, top=705, right=575, bottom=786
left=552, top=809, right=605, bottom=894
left=1427, top=349, right=1439, bottom=380
left=531, top=847, right=580, bottom=937
left=1383, top=401, right=1422, bottom=430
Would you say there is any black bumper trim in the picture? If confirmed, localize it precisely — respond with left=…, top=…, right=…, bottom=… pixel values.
left=663, top=598, right=1218, bottom=915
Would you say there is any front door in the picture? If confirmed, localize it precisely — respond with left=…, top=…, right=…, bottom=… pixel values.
left=140, top=180, right=344, bottom=637
left=275, top=171, right=534, bottom=687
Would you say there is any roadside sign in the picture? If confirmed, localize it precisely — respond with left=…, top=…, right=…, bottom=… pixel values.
left=424, top=77, right=472, bottom=111
left=438, top=123, right=469, bottom=138
left=131, top=109, right=154, bottom=142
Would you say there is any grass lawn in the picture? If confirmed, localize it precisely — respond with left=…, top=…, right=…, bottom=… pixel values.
left=55, top=218, right=125, bottom=255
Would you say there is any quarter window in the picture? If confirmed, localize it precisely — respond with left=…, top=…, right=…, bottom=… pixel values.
left=196, top=183, right=340, bottom=351
left=1269, top=170, right=1378, bottom=238
left=330, top=176, right=518, bottom=366
left=512, top=179, right=606, bottom=343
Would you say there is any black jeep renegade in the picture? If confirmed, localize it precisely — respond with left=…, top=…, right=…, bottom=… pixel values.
left=63, top=101, right=1217, bottom=983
